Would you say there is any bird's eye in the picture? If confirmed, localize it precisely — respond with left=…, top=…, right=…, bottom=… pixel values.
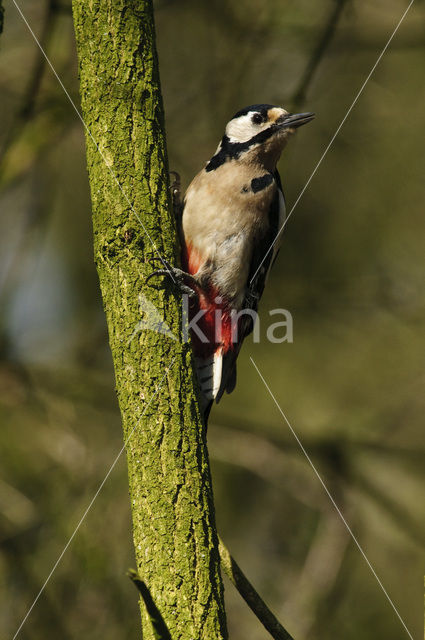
left=251, top=113, right=263, bottom=125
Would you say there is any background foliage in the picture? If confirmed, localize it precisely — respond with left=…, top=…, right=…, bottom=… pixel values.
left=1, top=1, right=424, bottom=639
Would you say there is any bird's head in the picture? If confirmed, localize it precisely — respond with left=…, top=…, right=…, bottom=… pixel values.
left=206, top=104, right=314, bottom=172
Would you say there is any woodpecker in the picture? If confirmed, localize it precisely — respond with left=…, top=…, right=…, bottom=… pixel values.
left=150, top=104, right=314, bottom=420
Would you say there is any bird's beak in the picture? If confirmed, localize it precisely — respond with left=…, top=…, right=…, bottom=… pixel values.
left=277, top=112, right=315, bottom=129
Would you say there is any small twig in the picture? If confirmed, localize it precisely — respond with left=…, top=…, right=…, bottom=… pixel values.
left=291, top=0, right=349, bottom=109
left=218, top=537, right=295, bottom=640
left=127, top=569, right=172, bottom=640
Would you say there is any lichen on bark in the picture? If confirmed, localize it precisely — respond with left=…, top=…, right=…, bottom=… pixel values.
left=72, top=2, right=228, bottom=638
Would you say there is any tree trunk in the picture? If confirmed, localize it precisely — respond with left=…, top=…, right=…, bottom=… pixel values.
left=72, top=2, right=228, bottom=638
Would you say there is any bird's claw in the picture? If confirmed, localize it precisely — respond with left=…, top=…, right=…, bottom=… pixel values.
left=169, top=171, right=182, bottom=215
left=146, top=257, right=198, bottom=300
left=169, top=171, right=181, bottom=197
left=146, top=254, right=167, bottom=270
left=145, top=255, right=175, bottom=283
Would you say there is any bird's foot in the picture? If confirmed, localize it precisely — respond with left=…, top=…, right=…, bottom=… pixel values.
left=146, top=255, right=198, bottom=299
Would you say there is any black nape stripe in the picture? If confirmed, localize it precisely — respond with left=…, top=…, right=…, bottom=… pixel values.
left=251, top=173, right=274, bottom=193
left=205, top=141, right=229, bottom=172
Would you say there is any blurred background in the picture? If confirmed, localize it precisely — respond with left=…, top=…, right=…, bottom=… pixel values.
left=1, top=0, right=424, bottom=638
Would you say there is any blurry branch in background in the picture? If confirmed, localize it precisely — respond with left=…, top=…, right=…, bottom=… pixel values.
left=2, top=526, right=74, bottom=640
left=0, top=0, right=73, bottom=359
left=209, top=423, right=328, bottom=509
left=0, top=0, right=4, bottom=34
left=219, top=538, right=295, bottom=640
left=210, top=422, right=425, bottom=622
left=211, top=420, right=425, bottom=473
left=211, top=421, right=425, bottom=525
left=0, top=165, right=54, bottom=360
left=17, top=0, right=57, bottom=120
left=290, top=0, right=350, bottom=109
left=281, top=502, right=350, bottom=638
left=354, top=468, right=425, bottom=551
left=0, top=0, right=61, bottom=179
left=0, top=473, right=73, bottom=639
left=212, top=424, right=345, bottom=639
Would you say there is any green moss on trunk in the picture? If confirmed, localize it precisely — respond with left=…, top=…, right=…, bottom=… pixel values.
left=72, top=2, right=227, bottom=638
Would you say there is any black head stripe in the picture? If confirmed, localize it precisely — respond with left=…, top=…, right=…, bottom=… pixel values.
left=206, top=104, right=281, bottom=172
left=232, top=104, right=275, bottom=120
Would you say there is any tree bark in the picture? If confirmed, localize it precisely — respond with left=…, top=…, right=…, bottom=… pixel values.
left=72, top=2, right=228, bottom=638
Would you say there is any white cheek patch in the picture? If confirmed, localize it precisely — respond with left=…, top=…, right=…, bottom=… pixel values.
left=226, top=113, right=266, bottom=144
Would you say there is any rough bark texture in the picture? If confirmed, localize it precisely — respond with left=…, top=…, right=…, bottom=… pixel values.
left=72, top=2, right=228, bottom=639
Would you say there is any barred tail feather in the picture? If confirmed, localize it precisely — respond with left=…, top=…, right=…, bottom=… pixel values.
left=215, top=349, right=238, bottom=402
left=194, top=350, right=223, bottom=422
left=195, top=348, right=223, bottom=401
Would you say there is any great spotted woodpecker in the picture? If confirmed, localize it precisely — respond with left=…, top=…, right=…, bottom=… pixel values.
left=150, top=104, right=314, bottom=420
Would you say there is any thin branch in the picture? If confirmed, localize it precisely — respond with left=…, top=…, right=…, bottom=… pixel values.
left=291, top=0, right=349, bottom=109
left=128, top=570, right=172, bottom=640
left=219, top=537, right=295, bottom=640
